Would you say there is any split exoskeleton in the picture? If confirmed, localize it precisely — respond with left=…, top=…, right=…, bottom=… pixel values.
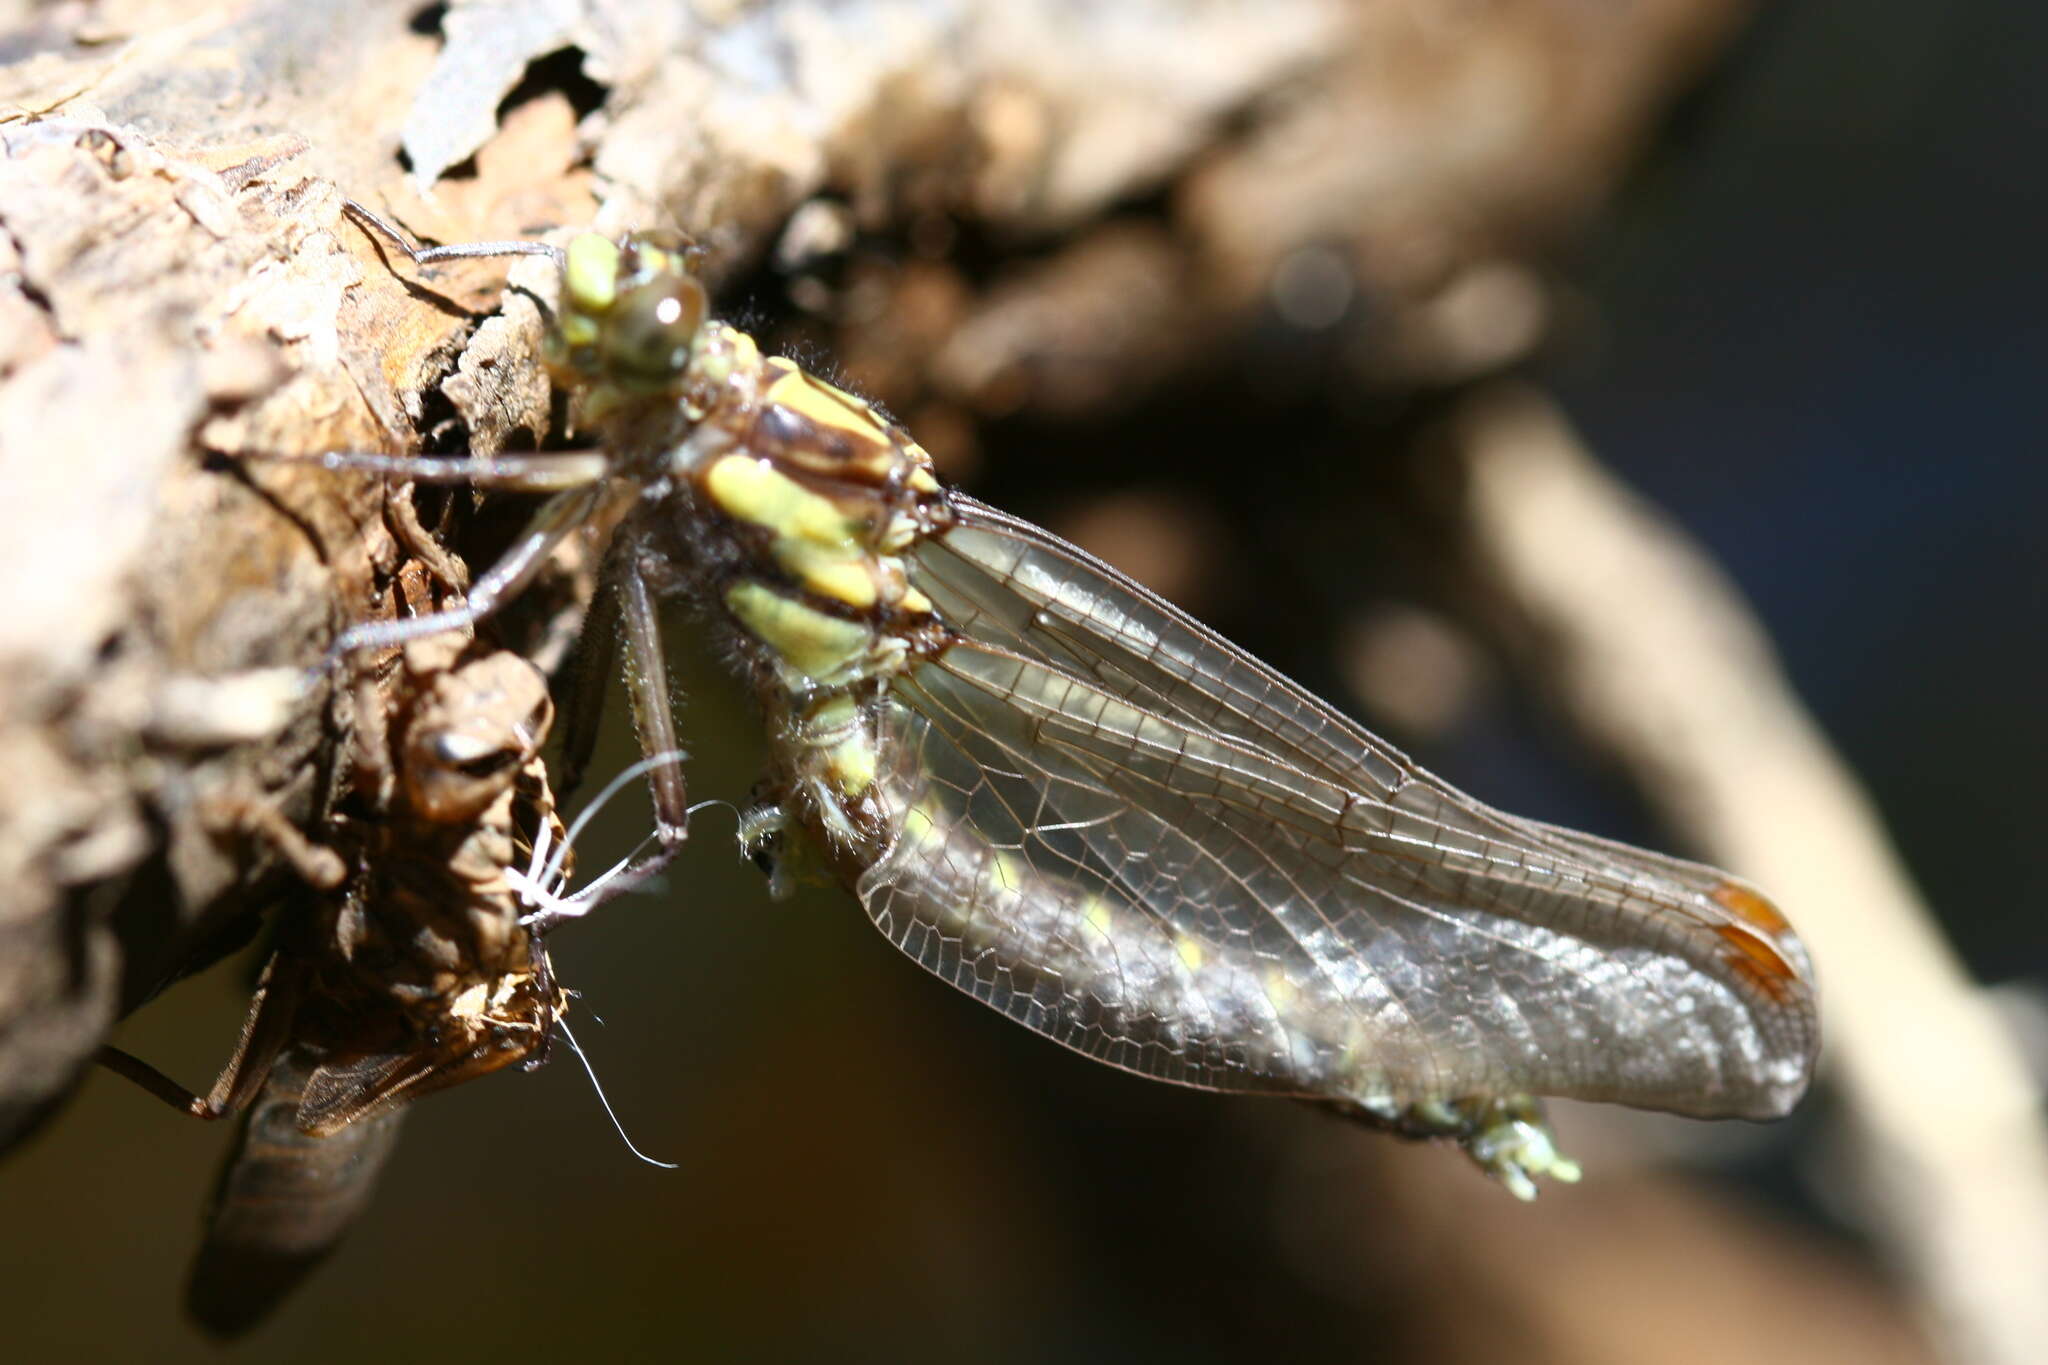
left=105, top=561, right=571, bottom=1334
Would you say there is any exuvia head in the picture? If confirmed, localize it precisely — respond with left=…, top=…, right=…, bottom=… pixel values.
left=550, top=230, right=710, bottom=396
left=400, top=653, right=554, bottom=824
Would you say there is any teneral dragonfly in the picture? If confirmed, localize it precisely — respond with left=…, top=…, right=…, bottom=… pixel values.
left=310, top=203, right=1819, bottom=1198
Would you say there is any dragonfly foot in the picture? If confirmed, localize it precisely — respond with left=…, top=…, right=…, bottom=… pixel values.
left=1457, top=1098, right=1582, bottom=1200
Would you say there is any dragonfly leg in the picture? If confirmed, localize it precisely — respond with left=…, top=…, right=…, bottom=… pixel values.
left=385, top=484, right=467, bottom=593
left=321, top=481, right=605, bottom=666
left=213, top=795, right=347, bottom=891
left=340, top=198, right=565, bottom=269
left=614, top=550, right=691, bottom=848
left=266, top=449, right=612, bottom=492
left=97, top=951, right=307, bottom=1121
left=97, top=1046, right=223, bottom=1118
left=556, top=535, right=629, bottom=800
left=518, top=532, right=689, bottom=939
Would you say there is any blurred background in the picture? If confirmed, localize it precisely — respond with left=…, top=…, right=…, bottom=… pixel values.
left=3, top=0, right=2042, bottom=1360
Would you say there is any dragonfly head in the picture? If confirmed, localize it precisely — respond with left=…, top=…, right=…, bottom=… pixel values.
left=549, top=230, right=709, bottom=405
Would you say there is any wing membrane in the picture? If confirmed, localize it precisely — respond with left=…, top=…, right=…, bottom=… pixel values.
left=854, top=500, right=1816, bottom=1119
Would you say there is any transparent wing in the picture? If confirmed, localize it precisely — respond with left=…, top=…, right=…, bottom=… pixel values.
left=854, top=498, right=1816, bottom=1120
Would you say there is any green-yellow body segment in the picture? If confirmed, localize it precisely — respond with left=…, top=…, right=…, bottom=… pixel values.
left=721, top=582, right=875, bottom=685
left=703, top=455, right=880, bottom=609
left=704, top=455, right=863, bottom=548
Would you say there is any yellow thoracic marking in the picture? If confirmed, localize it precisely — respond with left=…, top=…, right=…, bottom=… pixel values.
left=764, top=366, right=887, bottom=445
left=724, top=581, right=872, bottom=682
left=758, top=363, right=943, bottom=501
left=704, top=455, right=879, bottom=608
left=784, top=545, right=877, bottom=609
left=897, top=585, right=933, bottom=616
left=879, top=512, right=918, bottom=552
left=1175, top=936, right=1206, bottom=972
left=704, top=455, right=858, bottom=547
left=564, top=234, right=620, bottom=311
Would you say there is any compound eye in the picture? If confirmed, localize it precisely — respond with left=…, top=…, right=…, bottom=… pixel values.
left=604, top=274, right=706, bottom=384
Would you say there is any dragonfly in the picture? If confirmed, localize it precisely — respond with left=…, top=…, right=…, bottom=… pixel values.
left=303, top=201, right=1820, bottom=1199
